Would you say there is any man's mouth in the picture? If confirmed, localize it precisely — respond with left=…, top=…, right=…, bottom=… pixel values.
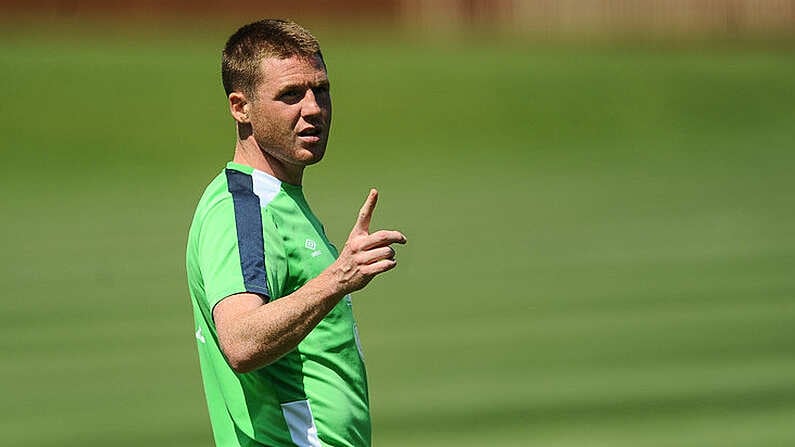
left=297, top=127, right=322, bottom=143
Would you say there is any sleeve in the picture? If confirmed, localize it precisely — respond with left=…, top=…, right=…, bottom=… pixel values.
left=262, top=211, right=288, bottom=300
left=197, top=199, right=271, bottom=310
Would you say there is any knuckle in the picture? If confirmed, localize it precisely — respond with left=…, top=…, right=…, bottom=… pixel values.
left=359, top=253, right=373, bottom=265
left=349, top=238, right=363, bottom=252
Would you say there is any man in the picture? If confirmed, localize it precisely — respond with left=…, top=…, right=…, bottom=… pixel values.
left=186, top=19, right=406, bottom=446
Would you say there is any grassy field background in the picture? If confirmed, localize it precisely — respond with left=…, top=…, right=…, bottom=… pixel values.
left=1, top=23, right=794, bottom=446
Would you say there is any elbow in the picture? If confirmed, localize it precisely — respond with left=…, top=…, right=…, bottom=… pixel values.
left=221, top=343, right=259, bottom=374
left=219, top=339, right=275, bottom=373
left=228, top=355, right=256, bottom=374
left=216, top=325, right=259, bottom=373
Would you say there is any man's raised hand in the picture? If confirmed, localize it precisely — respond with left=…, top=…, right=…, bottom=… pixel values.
left=329, top=189, right=407, bottom=295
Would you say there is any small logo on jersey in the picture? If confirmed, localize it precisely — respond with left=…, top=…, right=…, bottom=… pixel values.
left=195, top=327, right=206, bottom=344
left=306, top=239, right=322, bottom=257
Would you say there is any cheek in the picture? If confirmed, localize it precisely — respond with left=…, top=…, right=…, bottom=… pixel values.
left=254, top=110, right=293, bottom=136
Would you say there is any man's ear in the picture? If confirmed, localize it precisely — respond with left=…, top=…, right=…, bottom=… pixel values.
left=229, top=92, right=250, bottom=124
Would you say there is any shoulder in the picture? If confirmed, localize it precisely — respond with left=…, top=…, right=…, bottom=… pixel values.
left=197, top=171, right=234, bottom=211
left=188, top=172, right=237, bottom=243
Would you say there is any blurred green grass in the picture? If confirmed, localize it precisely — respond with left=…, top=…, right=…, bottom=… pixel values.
left=1, top=25, right=794, bottom=446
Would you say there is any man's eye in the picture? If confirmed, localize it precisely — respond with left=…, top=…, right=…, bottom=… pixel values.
left=280, top=89, right=303, bottom=101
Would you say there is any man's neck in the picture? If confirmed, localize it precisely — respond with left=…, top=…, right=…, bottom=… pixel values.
left=233, top=138, right=304, bottom=186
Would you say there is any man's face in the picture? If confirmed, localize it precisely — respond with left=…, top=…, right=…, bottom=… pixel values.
left=246, top=55, right=331, bottom=169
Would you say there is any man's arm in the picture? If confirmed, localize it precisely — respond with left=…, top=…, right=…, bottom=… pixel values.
left=213, top=189, right=406, bottom=373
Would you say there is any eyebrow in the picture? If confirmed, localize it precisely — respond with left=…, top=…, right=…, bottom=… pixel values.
left=276, top=78, right=330, bottom=94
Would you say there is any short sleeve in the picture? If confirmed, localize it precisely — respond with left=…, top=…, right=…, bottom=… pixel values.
left=197, top=199, right=270, bottom=310
left=262, top=210, right=288, bottom=300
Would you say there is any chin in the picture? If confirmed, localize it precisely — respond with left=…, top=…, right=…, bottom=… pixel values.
left=303, top=153, right=325, bottom=166
left=297, top=145, right=327, bottom=165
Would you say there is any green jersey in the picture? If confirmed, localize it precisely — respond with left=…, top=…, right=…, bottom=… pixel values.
left=186, top=162, right=370, bottom=446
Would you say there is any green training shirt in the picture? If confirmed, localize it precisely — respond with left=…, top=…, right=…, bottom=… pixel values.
left=186, top=162, right=370, bottom=446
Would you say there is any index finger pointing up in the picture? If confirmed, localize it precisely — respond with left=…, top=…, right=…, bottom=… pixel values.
left=354, top=188, right=378, bottom=234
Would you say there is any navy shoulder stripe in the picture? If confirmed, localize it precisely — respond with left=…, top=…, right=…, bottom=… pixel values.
left=225, top=168, right=270, bottom=300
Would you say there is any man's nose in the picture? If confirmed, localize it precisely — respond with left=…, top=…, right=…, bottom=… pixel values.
left=301, top=89, right=322, bottom=117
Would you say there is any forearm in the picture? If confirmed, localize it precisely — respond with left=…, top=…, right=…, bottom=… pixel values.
left=218, top=270, right=346, bottom=373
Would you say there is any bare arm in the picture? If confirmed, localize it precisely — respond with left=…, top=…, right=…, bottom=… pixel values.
left=213, top=189, right=406, bottom=373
